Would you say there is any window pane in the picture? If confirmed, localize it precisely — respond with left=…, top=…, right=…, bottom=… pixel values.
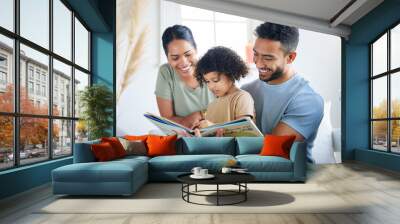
left=391, top=72, right=400, bottom=118
left=53, top=119, right=72, bottom=158
left=372, top=121, right=387, bottom=151
left=372, top=34, right=387, bottom=76
left=0, top=116, right=13, bottom=170
left=53, top=59, right=72, bottom=117
left=74, top=69, right=89, bottom=118
left=53, top=0, right=72, bottom=60
left=181, top=5, right=213, bottom=20
left=215, top=22, right=247, bottom=60
left=372, top=77, right=387, bottom=119
left=391, top=24, right=400, bottom=70
left=391, top=120, right=400, bottom=153
left=0, top=35, right=14, bottom=112
left=0, top=0, right=14, bottom=31
left=75, top=120, right=88, bottom=143
left=20, top=0, right=49, bottom=49
left=20, top=117, right=49, bottom=165
left=20, top=44, right=49, bottom=115
left=181, top=20, right=214, bottom=57
left=75, top=18, right=89, bottom=70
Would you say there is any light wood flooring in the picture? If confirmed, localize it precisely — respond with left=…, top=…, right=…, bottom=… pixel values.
left=1, top=162, right=400, bottom=224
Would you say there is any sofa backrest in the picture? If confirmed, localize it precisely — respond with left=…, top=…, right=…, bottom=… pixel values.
left=73, top=139, right=100, bottom=163
left=235, top=137, right=264, bottom=155
left=178, top=137, right=235, bottom=155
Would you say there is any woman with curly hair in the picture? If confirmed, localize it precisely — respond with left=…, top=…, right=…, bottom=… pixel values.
left=193, top=46, right=255, bottom=133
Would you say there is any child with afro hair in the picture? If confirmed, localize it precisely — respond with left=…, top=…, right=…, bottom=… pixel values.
left=193, top=46, right=255, bottom=135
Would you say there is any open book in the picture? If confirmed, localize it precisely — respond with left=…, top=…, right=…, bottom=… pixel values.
left=144, top=112, right=263, bottom=137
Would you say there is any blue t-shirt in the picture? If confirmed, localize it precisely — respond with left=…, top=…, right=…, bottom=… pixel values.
left=242, top=75, right=324, bottom=162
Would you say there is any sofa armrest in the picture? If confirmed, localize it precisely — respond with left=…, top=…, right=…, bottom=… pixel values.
left=289, top=141, right=307, bottom=181
left=73, top=140, right=100, bottom=163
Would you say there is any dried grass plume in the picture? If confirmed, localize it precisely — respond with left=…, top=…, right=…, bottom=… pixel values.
left=117, top=0, right=149, bottom=102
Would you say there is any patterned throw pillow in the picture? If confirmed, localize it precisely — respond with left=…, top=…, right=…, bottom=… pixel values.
left=118, top=138, right=147, bottom=156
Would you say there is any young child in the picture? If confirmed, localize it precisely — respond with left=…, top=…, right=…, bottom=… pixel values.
left=193, top=46, right=255, bottom=136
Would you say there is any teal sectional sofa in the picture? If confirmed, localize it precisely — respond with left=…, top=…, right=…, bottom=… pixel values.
left=52, top=137, right=307, bottom=196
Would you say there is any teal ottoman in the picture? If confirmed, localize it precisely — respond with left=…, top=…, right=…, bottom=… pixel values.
left=52, top=156, right=148, bottom=196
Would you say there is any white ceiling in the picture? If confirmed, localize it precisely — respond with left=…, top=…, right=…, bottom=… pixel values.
left=225, top=0, right=352, bottom=22
left=166, top=0, right=384, bottom=38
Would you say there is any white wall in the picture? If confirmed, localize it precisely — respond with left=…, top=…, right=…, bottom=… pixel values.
left=116, top=0, right=161, bottom=135
left=294, top=29, right=341, bottom=128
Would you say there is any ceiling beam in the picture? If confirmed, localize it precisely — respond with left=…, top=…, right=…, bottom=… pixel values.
left=330, top=0, right=368, bottom=28
left=166, top=0, right=351, bottom=37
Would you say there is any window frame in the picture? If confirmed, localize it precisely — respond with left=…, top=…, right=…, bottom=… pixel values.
left=370, top=20, right=400, bottom=154
left=0, top=0, right=92, bottom=171
left=180, top=7, right=250, bottom=58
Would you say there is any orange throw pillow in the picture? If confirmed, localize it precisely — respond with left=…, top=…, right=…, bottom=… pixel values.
left=101, top=137, right=127, bottom=158
left=91, top=142, right=117, bottom=161
left=124, top=135, right=149, bottom=142
left=259, top=135, right=296, bottom=159
left=146, top=135, right=177, bottom=157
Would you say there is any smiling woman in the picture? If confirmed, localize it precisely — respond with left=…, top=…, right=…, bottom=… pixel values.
left=155, top=25, right=214, bottom=129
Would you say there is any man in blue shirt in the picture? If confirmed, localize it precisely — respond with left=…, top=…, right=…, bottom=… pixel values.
left=242, top=22, right=324, bottom=162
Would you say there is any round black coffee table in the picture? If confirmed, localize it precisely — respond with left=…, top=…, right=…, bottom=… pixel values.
left=177, top=173, right=255, bottom=206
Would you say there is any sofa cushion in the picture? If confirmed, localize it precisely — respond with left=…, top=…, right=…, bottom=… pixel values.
left=116, top=155, right=150, bottom=163
left=52, top=158, right=148, bottom=183
left=236, top=155, right=293, bottom=172
left=148, top=154, right=235, bottom=172
left=179, top=137, right=235, bottom=155
left=235, top=137, right=264, bottom=155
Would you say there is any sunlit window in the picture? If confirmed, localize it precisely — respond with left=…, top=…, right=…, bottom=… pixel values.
left=371, top=23, right=400, bottom=153
left=180, top=5, right=260, bottom=85
left=0, top=0, right=91, bottom=170
left=181, top=5, right=252, bottom=61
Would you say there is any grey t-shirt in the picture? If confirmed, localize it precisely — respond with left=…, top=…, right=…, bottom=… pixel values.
left=242, top=75, right=324, bottom=162
left=155, top=64, right=215, bottom=117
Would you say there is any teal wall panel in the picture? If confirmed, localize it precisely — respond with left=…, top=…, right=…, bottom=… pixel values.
left=65, top=0, right=110, bottom=32
left=91, top=32, right=114, bottom=135
left=343, top=44, right=369, bottom=159
left=92, top=32, right=113, bottom=88
left=0, top=158, right=72, bottom=199
left=355, top=148, right=400, bottom=172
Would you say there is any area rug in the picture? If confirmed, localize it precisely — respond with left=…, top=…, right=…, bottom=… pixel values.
left=37, top=183, right=362, bottom=214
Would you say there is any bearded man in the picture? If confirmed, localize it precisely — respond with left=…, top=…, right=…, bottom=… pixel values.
left=242, top=22, right=324, bottom=163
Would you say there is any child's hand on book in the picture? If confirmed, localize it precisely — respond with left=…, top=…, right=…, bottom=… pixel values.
left=193, top=128, right=202, bottom=137
left=197, top=119, right=214, bottom=128
left=184, top=111, right=203, bottom=129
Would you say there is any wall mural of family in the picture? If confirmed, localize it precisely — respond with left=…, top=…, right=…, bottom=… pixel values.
left=117, top=0, right=338, bottom=164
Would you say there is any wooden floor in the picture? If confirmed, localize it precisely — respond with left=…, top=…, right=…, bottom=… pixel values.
left=1, top=162, right=400, bottom=224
